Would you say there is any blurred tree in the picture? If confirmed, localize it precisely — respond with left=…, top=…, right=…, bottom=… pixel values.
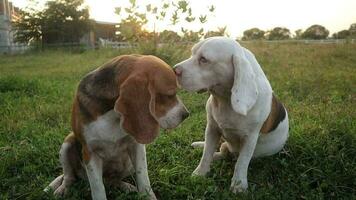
left=181, top=28, right=204, bottom=42
left=332, top=30, right=350, bottom=39
left=13, top=9, right=43, bottom=44
left=242, top=28, right=265, bottom=40
left=42, top=0, right=92, bottom=43
left=349, top=23, right=356, bottom=38
left=14, top=0, right=92, bottom=44
left=159, top=30, right=181, bottom=42
left=116, top=17, right=146, bottom=42
left=204, top=26, right=228, bottom=38
left=266, top=27, right=290, bottom=40
left=301, top=24, right=329, bottom=39
left=294, top=29, right=303, bottom=39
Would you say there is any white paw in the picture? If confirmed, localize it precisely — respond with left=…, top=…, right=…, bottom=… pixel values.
left=230, top=178, right=248, bottom=193
left=144, top=190, right=157, bottom=200
left=148, top=194, right=157, bottom=200
left=139, top=187, right=157, bottom=200
left=191, top=141, right=205, bottom=148
left=43, top=186, right=51, bottom=193
left=53, top=184, right=67, bottom=197
left=192, top=166, right=209, bottom=177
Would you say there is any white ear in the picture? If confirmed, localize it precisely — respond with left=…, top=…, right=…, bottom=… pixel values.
left=231, top=49, right=258, bottom=115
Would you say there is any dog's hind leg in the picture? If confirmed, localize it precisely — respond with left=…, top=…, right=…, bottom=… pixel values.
left=213, top=142, right=232, bottom=160
left=45, top=133, right=81, bottom=197
left=193, top=140, right=235, bottom=161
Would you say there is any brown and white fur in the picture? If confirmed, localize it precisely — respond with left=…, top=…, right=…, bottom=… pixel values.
left=44, top=55, right=189, bottom=200
left=174, top=37, right=289, bottom=193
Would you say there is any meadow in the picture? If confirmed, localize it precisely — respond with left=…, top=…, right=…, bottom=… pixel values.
left=0, top=42, right=355, bottom=199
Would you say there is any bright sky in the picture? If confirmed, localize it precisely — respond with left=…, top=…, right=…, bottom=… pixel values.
left=11, top=0, right=356, bottom=37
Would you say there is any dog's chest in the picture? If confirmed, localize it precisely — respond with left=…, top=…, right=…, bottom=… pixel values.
left=83, top=110, right=132, bottom=159
left=210, top=100, right=254, bottom=137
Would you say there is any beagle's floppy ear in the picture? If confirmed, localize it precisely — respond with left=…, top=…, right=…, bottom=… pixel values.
left=231, top=48, right=258, bottom=115
left=114, top=75, right=159, bottom=144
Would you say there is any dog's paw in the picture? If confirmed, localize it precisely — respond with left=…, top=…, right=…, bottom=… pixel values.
left=148, top=194, right=157, bottom=200
left=53, top=184, right=68, bottom=197
left=191, top=141, right=205, bottom=148
left=143, top=189, right=157, bottom=200
left=119, top=181, right=138, bottom=193
left=230, top=178, right=248, bottom=194
left=192, top=166, right=209, bottom=177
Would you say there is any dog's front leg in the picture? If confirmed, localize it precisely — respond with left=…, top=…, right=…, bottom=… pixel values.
left=84, top=154, right=107, bottom=200
left=230, top=131, right=259, bottom=193
left=133, top=144, right=157, bottom=200
left=192, top=116, right=221, bottom=176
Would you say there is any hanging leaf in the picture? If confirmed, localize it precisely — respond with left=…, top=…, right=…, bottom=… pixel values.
left=129, top=0, right=136, bottom=7
left=152, top=7, right=158, bottom=14
left=181, top=27, right=187, bottom=34
left=185, top=16, right=195, bottom=23
left=171, top=10, right=178, bottom=25
left=137, top=13, right=146, bottom=22
left=199, top=15, right=207, bottom=23
left=115, top=7, right=121, bottom=15
left=209, top=5, right=215, bottom=12
left=125, top=8, right=132, bottom=14
left=163, top=3, right=169, bottom=9
left=188, top=8, right=192, bottom=16
left=178, top=0, right=188, bottom=12
left=146, top=4, right=151, bottom=12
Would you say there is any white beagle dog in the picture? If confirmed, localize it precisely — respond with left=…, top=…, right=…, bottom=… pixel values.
left=174, top=37, right=289, bottom=193
left=44, top=55, right=189, bottom=200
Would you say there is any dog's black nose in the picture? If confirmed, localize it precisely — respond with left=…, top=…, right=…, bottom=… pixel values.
left=182, top=111, right=190, bottom=120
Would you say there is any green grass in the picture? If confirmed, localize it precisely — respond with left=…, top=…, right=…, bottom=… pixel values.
left=0, top=43, right=355, bottom=199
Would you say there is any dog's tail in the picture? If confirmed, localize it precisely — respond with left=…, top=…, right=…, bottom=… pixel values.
left=191, top=141, right=205, bottom=148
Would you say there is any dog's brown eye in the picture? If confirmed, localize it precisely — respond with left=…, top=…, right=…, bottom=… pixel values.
left=199, top=56, right=208, bottom=64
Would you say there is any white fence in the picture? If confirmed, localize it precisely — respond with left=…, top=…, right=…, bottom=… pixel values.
left=0, top=44, right=30, bottom=54
left=241, top=39, right=356, bottom=44
left=98, top=39, right=137, bottom=49
left=1, top=39, right=355, bottom=54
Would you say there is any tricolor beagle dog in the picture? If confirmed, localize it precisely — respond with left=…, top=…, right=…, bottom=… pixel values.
left=45, top=55, right=189, bottom=200
left=174, top=37, right=289, bottom=193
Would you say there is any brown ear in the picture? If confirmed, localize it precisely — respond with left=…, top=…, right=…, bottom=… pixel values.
left=114, top=75, right=159, bottom=144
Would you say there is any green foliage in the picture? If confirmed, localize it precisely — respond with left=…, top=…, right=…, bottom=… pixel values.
left=349, top=23, right=356, bottom=34
left=14, top=0, right=92, bottom=44
left=1, top=43, right=355, bottom=199
left=205, top=26, right=228, bottom=38
left=116, top=18, right=148, bottom=42
left=13, top=9, right=43, bottom=44
left=294, top=29, right=303, bottom=39
left=301, top=24, right=329, bottom=40
left=242, top=28, right=265, bottom=40
left=266, top=27, right=291, bottom=40
left=181, top=28, right=204, bottom=42
left=348, top=23, right=356, bottom=38
left=159, top=30, right=181, bottom=43
left=115, top=0, right=214, bottom=43
left=332, top=30, right=351, bottom=39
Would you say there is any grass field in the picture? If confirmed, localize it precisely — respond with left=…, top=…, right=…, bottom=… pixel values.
left=0, top=42, right=355, bottom=200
